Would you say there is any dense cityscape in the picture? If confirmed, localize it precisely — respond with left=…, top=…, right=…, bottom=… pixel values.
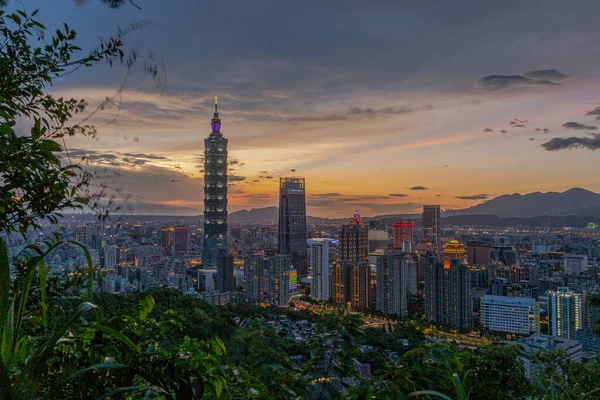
left=3, top=1, right=600, bottom=398
left=4, top=100, right=600, bottom=397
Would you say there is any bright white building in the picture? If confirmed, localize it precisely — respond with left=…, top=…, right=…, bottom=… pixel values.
left=481, top=295, right=539, bottom=335
left=309, top=238, right=335, bottom=301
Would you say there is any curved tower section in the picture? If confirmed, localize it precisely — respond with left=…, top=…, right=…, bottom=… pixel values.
left=202, top=97, right=229, bottom=266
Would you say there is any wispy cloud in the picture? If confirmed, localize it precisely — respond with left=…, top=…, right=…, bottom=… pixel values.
left=455, top=194, right=489, bottom=200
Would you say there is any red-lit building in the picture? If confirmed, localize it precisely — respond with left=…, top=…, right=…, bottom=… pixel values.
left=173, top=226, right=189, bottom=255
left=393, top=221, right=414, bottom=248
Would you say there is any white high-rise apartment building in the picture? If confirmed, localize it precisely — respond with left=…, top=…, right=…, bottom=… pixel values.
left=548, top=287, right=583, bottom=339
left=481, top=295, right=539, bottom=335
left=309, top=238, right=334, bottom=301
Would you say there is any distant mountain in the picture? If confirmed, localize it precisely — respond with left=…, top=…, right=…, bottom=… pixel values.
left=445, top=188, right=600, bottom=218
left=228, top=206, right=278, bottom=223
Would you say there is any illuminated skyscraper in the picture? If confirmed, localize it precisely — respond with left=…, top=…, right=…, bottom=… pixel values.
left=422, top=205, right=441, bottom=246
left=375, top=251, right=416, bottom=316
left=339, top=211, right=369, bottom=264
left=393, top=221, right=413, bottom=247
left=202, top=97, right=229, bottom=266
left=278, top=177, right=308, bottom=276
left=443, top=240, right=467, bottom=268
left=309, top=238, right=334, bottom=301
left=548, top=287, right=583, bottom=339
left=425, top=241, right=472, bottom=329
left=268, top=254, right=291, bottom=307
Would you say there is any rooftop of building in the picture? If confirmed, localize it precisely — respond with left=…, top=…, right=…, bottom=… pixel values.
left=518, top=334, right=582, bottom=353
left=483, top=295, right=536, bottom=306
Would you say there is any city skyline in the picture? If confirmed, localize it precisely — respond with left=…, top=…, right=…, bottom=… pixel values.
left=16, top=0, right=600, bottom=218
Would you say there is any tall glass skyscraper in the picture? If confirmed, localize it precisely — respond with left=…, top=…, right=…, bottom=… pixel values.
left=422, top=205, right=441, bottom=252
left=278, top=177, right=308, bottom=277
left=202, top=98, right=229, bottom=267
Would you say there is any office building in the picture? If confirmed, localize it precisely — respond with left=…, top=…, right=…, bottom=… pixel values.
left=334, top=260, right=353, bottom=305
left=309, top=238, right=334, bottom=301
left=422, top=205, right=441, bottom=247
left=339, top=211, right=368, bottom=264
left=376, top=251, right=415, bottom=316
left=268, top=254, right=291, bottom=307
left=425, top=241, right=472, bottom=329
left=278, top=177, right=308, bottom=277
left=244, top=252, right=265, bottom=304
left=173, top=226, right=189, bottom=255
left=202, top=98, right=229, bottom=266
left=548, top=287, right=583, bottom=339
left=393, top=221, right=414, bottom=249
left=159, top=227, right=174, bottom=249
left=333, top=260, right=370, bottom=309
left=481, top=295, right=539, bottom=335
left=466, top=240, right=491, bottom=265
left=368, top=229, right=388, bottom=252
left=564, top=254, right=588, bottom=275
left=216, top=249, right=234, bottom=293
left=351, top=262, right=371, bottom=309
left=490, top=246, right=518, bottom=266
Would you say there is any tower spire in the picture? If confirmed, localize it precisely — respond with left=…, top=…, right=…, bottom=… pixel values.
left=211, top=96, right=221, bottom=133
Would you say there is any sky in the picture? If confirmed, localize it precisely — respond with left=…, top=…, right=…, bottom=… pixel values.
left=11, top=0, right=600, bottom=217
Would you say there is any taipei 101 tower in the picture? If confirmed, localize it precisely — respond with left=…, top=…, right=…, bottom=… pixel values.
left=202, top=97, right=229, bottom=266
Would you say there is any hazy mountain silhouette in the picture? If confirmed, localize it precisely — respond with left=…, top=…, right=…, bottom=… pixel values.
left=445, top=188, right=600, bottom=218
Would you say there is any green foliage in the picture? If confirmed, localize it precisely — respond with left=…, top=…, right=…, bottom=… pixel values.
left=0, top=9, right=126, bottom=235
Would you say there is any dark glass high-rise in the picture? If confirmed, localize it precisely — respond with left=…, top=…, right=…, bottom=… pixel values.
left=202, top=98, right=229, bottom=266
left=278, top=177, right=308, bottom=277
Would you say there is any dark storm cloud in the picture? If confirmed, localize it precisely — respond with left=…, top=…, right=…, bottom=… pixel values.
left=455, top=194, right=489, bottom=200
left=523, top=69, right=569, bottom=81
left=484, top=128, right=493, bottom=132
left=477, top=75, right=559, bottom=91
left=389, top=193, right=408, bottom=197
left=500, top=130, right=508, bottom=134
left=584, top=106, right=600, bottom=121
left=409, top=186, right=428, bottom=191
left=562, top=122, right=597, bottom=131
left=541, top=134, right=600, bottom=151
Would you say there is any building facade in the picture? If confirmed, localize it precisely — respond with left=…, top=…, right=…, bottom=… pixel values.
left=422, top=205, right=441, bottom=247
left=268, top=254, right=291, bottom=307
left=425, top=242, right=472, bottom=330
left=216, top=249, right=234, bottom=293
left=548, top=287, right=583, bottom=339
left=339, top=211, right=369, bottom=264
left=309, top=238, right=334, bottom=301
left=202, top=98, right=229, bottom=266
left=375, top=251, right=413, bottom=316
left=481, top=295, right=539, bottom=335
left=278, top=177, right=308, bottom=277
left=393, top=221, right=414, bottom=249
left=173, top=226, right=189, bottom=256
left=244, top=252, right=265, bottom=304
